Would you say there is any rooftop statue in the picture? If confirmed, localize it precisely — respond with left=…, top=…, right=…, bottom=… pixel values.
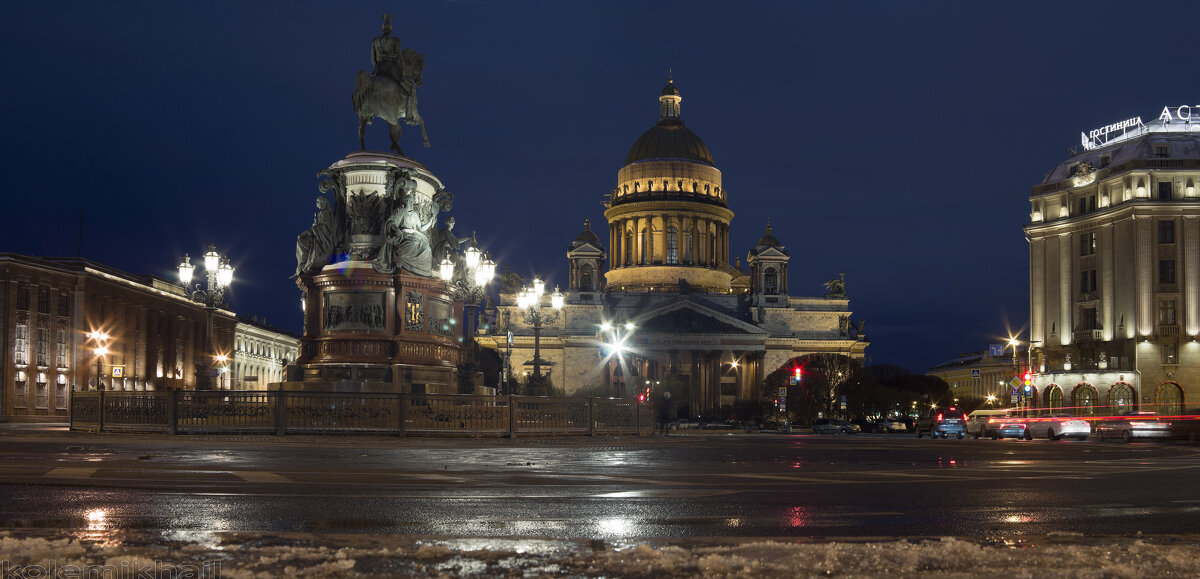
left=354, top=14, right=431, bottom=156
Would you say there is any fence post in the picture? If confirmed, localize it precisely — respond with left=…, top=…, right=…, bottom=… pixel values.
left=508, top=394, right=516, bottom=438
left=168, top=390, right=179, bottom=435
left=97, top=390, right=106, bottom=433
left=274, top=389, right=286, bottom=436
left=588, top=398, right=595, bottom=436
left=397, top=393, right=408, bottom=437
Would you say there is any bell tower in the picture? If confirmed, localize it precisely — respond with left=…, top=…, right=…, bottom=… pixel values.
left=567, top=219, right=605, bottom=295
left=747, top=222, right=789, bottom=302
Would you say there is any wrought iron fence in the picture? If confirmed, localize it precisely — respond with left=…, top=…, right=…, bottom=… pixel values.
left=70, top=391, right=653, bottom=437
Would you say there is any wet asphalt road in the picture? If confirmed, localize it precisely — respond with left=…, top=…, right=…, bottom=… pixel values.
left=0, top=431, right=1198, bottom=540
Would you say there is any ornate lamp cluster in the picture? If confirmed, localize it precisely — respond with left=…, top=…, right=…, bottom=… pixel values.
left=438, top=240, right=496, bottom=377
left=176, top=243, right=235, bottom=390
left=437, top=241, right=496, bottom=303
left=178, top=244, right=235, bottom=308
left=515, top=276, right=564, bottom=393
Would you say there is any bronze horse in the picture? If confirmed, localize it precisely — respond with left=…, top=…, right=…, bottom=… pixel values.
left=353, top=48, right=431, bottom=156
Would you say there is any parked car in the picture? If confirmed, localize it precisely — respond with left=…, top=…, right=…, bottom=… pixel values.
left=991, top=420, right=1028, bottom=440
left=1096, top=411, right=1171, bottom=442
left=837, top=419, right=860, bottom=433
left=812, top=418, right=852, bottom=434
left=872, top=418, right=906, bottom=433
left=916, top=407, right=967, bottom=439
left=1025, top=413, right=1092, bottom=441
left=851, top=419, right=875, bottom=432
left=967, top=409, right=1013, bottom=439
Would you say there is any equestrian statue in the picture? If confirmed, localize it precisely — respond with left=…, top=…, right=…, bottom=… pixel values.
left=353, top=14, right=431, bottom=156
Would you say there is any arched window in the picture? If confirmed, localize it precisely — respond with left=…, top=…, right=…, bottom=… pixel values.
left=580, top=264, right=594, bottom=292
left=1107, top=382, right=1135, bottom=415
left=1156, top=381, right=1183, bottom=416
left=624, top=231, right=633, bottom=266
left=764, top=267, right=778, bottom=294
left=1072, top=383, right=1098, bottom=416
left=1045, top=384, right=1063, bottom=412
left=666, top=226, right=679, bottom=264
left=640, top=227, right=649, bottom=265
left=683, top=228, right=693, bottom=264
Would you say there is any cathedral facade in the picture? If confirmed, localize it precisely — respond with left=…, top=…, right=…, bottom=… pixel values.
left=479, top=82, right=867, bottom=416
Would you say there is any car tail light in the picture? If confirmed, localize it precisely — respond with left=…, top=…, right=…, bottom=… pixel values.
left=937, top=413, right=943, bottom=421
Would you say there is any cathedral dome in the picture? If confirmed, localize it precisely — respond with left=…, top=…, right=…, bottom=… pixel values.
left=624, top=119, right=714, bottom=166
left=623, top=79, right=714, bottom=167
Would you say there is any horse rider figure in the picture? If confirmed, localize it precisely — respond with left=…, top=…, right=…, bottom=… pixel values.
left=371, top=14, right=404, bottom=87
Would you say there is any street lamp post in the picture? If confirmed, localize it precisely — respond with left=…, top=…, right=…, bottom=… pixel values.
left=178, top=244, right=234, bottom=390
left=438, top=242, right=496, bottom=378
left=86, top=331, right=110, bottom=391
left=515, top=276, right=563, bottom=396
left=600, top=321, right=636, bottom=396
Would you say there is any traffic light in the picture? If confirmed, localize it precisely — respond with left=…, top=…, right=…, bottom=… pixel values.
left=1023, top=370, right=1032, bottom=386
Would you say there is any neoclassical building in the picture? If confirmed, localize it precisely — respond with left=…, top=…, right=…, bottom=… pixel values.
left=0, top=254, right=237, bottom=422
left=1024, top=106, right=1200, bottom=415
left=479, top=82, right=867, bottom=415
left=232, top=316, right=299, bottom=390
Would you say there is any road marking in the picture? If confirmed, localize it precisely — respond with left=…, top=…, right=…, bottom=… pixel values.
left=235, top=471, right=292, bottom=483
left=44, top=467, right=97, bottom=478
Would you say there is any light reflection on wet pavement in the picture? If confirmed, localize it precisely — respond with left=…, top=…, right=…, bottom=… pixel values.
left=0, top=434, right=1198, bottom=545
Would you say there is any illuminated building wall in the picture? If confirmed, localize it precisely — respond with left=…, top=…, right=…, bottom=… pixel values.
left=1024, top=107, right=1200, bottom=413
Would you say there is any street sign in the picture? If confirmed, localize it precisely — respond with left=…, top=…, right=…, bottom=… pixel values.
left=1009, top=376, right=1022, bottom=389
left=789, top=377, right=799, bottom=385
left=112, top=366, right=124, bottom=378
left=971, top=369, right=980, bottom=378
left=778, top=387, right=787, bottom=396
left=989, top=344, right=1005, bottom=356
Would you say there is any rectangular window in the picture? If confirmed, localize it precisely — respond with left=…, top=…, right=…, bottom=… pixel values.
left=37, top=288, right=49, bottom=314
left=1082, top=307, right=1098, bottom=330
left=1159, top=220, right=1176, bottom=243
left=55, top=377, right=68, bottom=410
left=1080, top=232, right=1096, bottom=256
left=1159, top=182, right=1173, bottom=200
left=34, top=380, right=48, bottom=409
left=35, top=328, right=48, bottom=366
left=16, top=288, right=28, bottom=311
left=1160, top=260, right=1177, bottom=284
left=1160, top=300, right=1177, bottom=324
left=57, top=294, right=68, bottom=317
left=1080, top=269, right=1097, bottom=293
left=13, top=379, right=26, bottom=408
left=1078, top=197, right=1087, bottom=215
left=1100, top=155, right=1111, bottom=168
left=1155, top=145, right=1170, bottom=158
left=14, top=323, right=28, bottom=365
left=55, top=329, right=67, bottom=368
left=1163, top=343, right=1178, bottom=364
left=1088, top=196, right=1096, bottom=212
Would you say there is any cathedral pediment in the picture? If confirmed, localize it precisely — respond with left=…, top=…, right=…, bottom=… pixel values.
left=634, top=300, right=765, bottom=335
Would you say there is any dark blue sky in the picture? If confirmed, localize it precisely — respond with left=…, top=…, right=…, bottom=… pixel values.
left=3, top=1, right=1195, bottom=373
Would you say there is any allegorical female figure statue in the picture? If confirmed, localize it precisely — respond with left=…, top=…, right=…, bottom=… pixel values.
left=293, top=197, right=335, bottom=278
left=373, top=194, right=436, bottom=276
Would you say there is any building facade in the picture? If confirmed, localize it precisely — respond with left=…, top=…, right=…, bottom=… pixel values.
left=479, top=82, right=867, bottom=415
left=928, top=346, right=1028, bottom=405
left=0, top=254, right=237, bottom=422
left=232, top=317, right=299, bottom=390
left=1024, top=106, right=1200, bottom=416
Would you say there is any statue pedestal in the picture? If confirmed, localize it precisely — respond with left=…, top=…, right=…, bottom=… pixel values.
left=285, top=262, right=463, bottom=393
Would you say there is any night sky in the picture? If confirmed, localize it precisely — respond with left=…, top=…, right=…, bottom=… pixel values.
left=3, top=1, right=1196, bottom=373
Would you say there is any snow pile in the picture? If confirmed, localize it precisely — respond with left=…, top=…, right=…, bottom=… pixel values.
left=0, top=531, right=1198, bottom=578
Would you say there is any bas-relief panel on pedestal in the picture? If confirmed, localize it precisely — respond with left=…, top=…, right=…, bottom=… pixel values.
left=324, top=291, right=387, bottom=331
